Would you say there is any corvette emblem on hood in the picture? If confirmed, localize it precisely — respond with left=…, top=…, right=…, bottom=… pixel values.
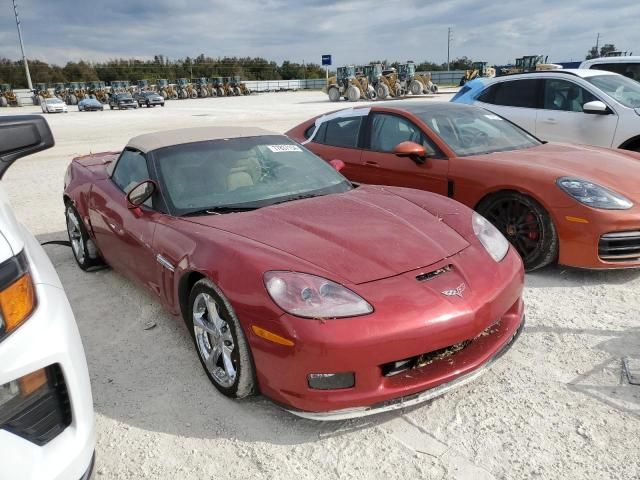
left=442, top=283, right=466, bottom=298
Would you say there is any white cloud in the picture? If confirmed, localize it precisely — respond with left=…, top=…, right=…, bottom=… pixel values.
left=0, top=0, right=638, bottom=66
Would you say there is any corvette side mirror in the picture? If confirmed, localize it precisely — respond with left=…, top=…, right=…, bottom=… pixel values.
left=329, top=159, right=345, bottom=172
left=127, top=180, right=156, bottom=208
left=393, top=141, right=427, bottom=164
left=583, top=100, right=611, bottom=115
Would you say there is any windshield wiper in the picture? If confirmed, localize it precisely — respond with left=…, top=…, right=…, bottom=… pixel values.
left=271, top=193, right=321, bottom=205
left=182, top=205, right=258, bottom=216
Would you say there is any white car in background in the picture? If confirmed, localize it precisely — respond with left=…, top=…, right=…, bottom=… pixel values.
left=0, top=116, right=95, bottom=480
left=41, top=98, right=68, bottom=114
left=579, top=55, right=640, bottom=82
left=451, top=69, right=640, bottom=151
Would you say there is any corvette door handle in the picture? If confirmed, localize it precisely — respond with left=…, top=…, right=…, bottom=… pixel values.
left=364, top=161, right=379, bottom=166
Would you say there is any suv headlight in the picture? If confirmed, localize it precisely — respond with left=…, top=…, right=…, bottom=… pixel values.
left=264, top=271, right=373, bottom=318
left=0, top=251, right=36, bottom=342
left=557, top=177, right=633, bottom=210
left=472, top=212, right=509, bottom=262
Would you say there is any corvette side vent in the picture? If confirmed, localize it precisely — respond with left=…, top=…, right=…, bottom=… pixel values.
left=416, top=264, right=453, bottom=282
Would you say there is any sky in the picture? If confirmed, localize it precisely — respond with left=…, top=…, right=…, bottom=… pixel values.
left=0, top=0, right=638, bottom=67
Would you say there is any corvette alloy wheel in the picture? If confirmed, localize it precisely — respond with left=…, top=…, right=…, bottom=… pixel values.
left=67, top=208, right=86, bottom=265
left=193, top=292, right=238, bottom=388
left=188, top=279, right=255, bottom=398
left=65, top=204, right=104, bottom=271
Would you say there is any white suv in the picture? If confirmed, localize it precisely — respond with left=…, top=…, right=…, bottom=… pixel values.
left=453, top=69, right=640, bottom=151
left=0, top=116, right=95, bottom=480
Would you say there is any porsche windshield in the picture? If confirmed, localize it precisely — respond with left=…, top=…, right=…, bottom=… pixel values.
left=416, top=106, right=540, bottom=156
left=154, top=136, right=352, bottom=215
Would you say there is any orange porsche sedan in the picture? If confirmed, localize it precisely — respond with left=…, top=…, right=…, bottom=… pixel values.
left=287, top=102, right=640, bottom=271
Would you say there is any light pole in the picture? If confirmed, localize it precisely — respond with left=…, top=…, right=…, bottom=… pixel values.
left=447, top=27, right=452, bottom=72
left=12, top=0, right=33, bottom=90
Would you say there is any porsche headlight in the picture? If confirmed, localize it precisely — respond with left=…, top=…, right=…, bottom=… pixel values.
left=557, top=177, right=632, bottom=210
left=472, top=212, right=509, bottom=262
left=264, top=271, right=373, bottom=319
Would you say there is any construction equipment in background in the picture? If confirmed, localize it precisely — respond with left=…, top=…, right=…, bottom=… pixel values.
left=32, top=83, right=51, bottom=104
left=354, top=64, right=382, bottom=100
left=176, top=78, right=198, bottom=99
left=230, top=76, right=251, bottom=95
left=398, top=61, right=438, bottom=95
left=326, top=66, right=362, bottom=102
left=221, top=77, right=236, bottom=96
left=155, top=79, right=176, bottom=99
left=459, top=62, right=496, bottom=86
left=210, top=77, right=225, bottom=97
left=65, top=82, right=87, bottom=105
left=86, top=81, right=110, bottom=103
left=501, top=55, right=562, bottom=75
left=53, top=83, right=66, bottom=101
left=376, top=67, right=404, bottom=100
left=136, top=79, right=151, bottom=93
left=109, top=81, right=130, bottom=95
left=0, top=84, right=18, bottom=107
left=192, top=78, right=210, bottom=97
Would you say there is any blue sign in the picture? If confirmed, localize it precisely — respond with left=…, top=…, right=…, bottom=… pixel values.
left=322, top=55, right=332, bottom=66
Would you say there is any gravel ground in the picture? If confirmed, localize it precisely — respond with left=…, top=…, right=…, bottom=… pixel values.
left=1, top=91, right=639, bottom=480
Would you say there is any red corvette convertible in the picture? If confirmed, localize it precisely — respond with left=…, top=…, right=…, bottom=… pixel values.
left=63, top=126, right=524, bottom=419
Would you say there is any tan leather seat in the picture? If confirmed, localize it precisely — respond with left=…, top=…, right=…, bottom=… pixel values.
left=226, top=168, right=254, bottom=191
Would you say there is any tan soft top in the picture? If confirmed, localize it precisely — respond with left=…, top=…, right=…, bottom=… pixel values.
left=127, top=126, right=277, bottom=153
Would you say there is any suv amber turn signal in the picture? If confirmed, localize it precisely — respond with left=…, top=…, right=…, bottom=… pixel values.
left=0, top=251, right=36, bottom=341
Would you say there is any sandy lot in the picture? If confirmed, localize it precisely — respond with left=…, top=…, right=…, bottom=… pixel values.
left=1, top=91, right=639, bottom=480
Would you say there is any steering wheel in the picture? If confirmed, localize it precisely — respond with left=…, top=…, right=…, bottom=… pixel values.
left=463, top=129, right=489, bottom=147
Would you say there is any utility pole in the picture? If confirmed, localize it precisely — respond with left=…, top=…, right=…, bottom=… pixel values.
left=595, top=32, right=600, bottom=57
left=447, top=27, right=452, bottom=71
left=12, top=0, right=33, bottom=90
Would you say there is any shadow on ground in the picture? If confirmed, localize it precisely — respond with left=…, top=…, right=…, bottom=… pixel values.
left=526, top=264, right=640, bottom=288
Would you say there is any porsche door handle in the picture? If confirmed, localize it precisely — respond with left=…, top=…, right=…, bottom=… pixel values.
left=364, top=161, right=379, bottom=166
left=541, top=117, right=557, bottom=124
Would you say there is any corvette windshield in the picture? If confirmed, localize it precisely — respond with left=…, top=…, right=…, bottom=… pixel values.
left=584, top=74, right=640, bottom=108
left=154, top=135, right=352, bottom=215
left=416, top=107, right=540, bottom=156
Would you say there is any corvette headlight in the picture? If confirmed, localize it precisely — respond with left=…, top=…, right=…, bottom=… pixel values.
left=557, top=177, right=632, bottom=210
left=264, top=271, right=373, bottom=319
left=472, top=212, right=509, bottom=262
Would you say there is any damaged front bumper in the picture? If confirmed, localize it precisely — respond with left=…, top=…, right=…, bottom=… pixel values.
left=286, top=315, right=525, bottom=421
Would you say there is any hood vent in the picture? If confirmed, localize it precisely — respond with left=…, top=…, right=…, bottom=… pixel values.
left=416, top=264, right=453, bottom=282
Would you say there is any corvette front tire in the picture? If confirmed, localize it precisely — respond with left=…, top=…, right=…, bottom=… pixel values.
left=65, top=204, right=104, bottom=271
left=187, top=278, right=256, bottom=398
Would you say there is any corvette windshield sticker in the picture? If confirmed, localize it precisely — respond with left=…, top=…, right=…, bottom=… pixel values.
left=267, top=145, right=303, bottom=152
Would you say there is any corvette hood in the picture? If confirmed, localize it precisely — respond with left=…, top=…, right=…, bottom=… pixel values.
left=485, top=143, right=640, bottom=198
left=186, top=186, right=469, bottom=284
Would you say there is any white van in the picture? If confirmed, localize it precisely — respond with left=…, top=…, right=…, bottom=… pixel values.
left=579, top=56, right=640, bottom=82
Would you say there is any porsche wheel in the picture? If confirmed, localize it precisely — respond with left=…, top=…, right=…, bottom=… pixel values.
left=188, top=279, right=255, bottom=398
left=477, top=192, right=558, bottom=271
left=66, top=204, right=104, bottom=271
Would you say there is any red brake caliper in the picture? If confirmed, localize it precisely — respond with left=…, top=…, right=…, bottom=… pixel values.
left=526, top=212, right=539, bottom=241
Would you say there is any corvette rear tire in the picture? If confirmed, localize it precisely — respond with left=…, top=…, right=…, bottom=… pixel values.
left=188, top=279, right=256, bottom=398
left=66, top=204, right=104, bottom=271
left=476, top=192, right=558, bottom=272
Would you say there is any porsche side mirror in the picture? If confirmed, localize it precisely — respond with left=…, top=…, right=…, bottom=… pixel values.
left=0, top=115, right=54, bottom=180
left=127, top=180, right=156, bottom=208
left=329, top=159, right=345, bottom=172
left=583, top=100, right=610, bottom=115
left=393, top=141, right=427, bottom=164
